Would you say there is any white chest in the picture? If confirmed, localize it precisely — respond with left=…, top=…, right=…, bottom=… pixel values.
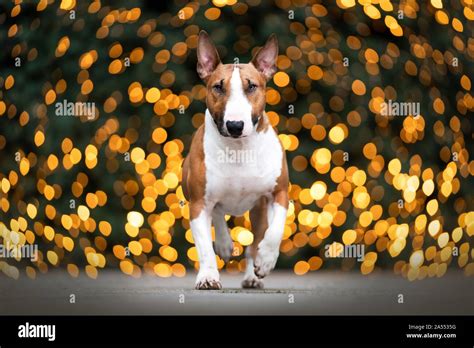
left=203, top=111, right=282, bottom=216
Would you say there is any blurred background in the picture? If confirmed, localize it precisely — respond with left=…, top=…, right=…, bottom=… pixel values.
left=0, top=0, right=473, bottom=281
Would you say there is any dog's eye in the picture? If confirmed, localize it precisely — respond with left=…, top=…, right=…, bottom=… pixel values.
left=212, top=82, right=224, bottom=94
left=247, top=82, right=257, bottom=93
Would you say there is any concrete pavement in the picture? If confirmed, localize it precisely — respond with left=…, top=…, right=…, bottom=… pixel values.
left=0, top=270, right=472, bottom=315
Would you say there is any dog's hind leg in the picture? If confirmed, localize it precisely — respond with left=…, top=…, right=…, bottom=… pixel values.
left=212, top=209, right=234, bottom=262
left=242, top=197, right=268, bottom=289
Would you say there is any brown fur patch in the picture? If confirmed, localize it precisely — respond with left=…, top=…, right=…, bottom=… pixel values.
left=249, top=196, right=269, bottom=259
left=205, top=64, right=233, bottom=132
left=238, top=64, right=268, bottom=131
left=256, top=112, right=270, bottom=133
left=248, top=139, right=288, bottom=258
left=182, top=124, right=207, bottom=220
left=272, top=137, right=290, bottom=209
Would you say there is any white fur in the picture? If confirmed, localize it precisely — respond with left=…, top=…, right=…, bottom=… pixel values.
left=190, top=209, right=221, bottom=289
left=204, top=109, right=282, bottom=216
left=223, top=67, right=253, bottom=137
left=254, top=203, right=287, bottom=278
left=242, top=249, right=264, bottom=288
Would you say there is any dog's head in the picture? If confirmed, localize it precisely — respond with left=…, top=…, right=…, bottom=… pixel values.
left=196, top=31, right=278, bottom=138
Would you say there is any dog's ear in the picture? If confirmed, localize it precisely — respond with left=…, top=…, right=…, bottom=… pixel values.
left=197, top=31, right=221, bottom=82
left=251, top=34, right=278, bottom=80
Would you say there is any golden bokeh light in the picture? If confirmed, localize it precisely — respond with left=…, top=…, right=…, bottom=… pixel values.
left=0, top=0, right=472, bottom=283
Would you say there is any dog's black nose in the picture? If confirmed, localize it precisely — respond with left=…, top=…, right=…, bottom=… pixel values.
left=226, top=121, right=244, bottom=137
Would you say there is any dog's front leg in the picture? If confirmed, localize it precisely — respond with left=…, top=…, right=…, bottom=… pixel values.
left=254, top=192, right=288, bottom=279
left=190, top=206, right=221, bottom=289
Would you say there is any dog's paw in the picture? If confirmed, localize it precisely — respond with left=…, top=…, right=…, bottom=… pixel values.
left=241, top=274, right=264, bottom=289
left=214, top=236, right=234, bottom=262
left=254, top=241, right=279, bottom=279
left=195, top=269, right=222, bottom=290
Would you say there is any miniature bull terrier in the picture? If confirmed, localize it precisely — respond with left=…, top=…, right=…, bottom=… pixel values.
left=182, top=31, right=289, bottom=289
